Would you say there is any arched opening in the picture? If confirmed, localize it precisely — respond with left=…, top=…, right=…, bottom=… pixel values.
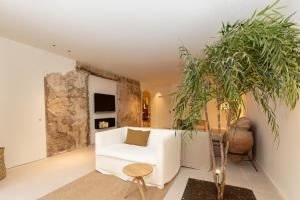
left=142, top=90, right=151, bottom=127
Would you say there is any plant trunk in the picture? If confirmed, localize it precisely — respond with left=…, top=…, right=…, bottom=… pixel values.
left=217, top=104, right=224, bottom=200
left=205, top=103, right=231, bottom=200
left=220, top=140, right=230, bottom=199
left=204, top=106, right=218, bottom=188
left=217, top=104, right=233, bottom=200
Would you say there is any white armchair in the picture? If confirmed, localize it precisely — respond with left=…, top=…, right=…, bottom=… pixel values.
left=95, top=127, right=181, bottom=188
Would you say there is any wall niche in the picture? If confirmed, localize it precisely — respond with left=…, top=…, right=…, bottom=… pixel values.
left=142, top=91, right=151, bottom=127
left=77, top=62, right=141, bottom=128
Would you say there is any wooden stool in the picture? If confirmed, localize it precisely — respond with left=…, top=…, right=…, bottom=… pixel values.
left=123, top=163, right=153, bottom=200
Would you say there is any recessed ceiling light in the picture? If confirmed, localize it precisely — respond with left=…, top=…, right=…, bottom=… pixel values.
left=52, top=44, right=56, bottom=47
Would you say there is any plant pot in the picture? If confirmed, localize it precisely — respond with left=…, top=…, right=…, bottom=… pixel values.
left=236, top=117, right=251, bottom=129
left=228, top=127, right=254, bottom=162
left=0, top=147, right=6, bottom=180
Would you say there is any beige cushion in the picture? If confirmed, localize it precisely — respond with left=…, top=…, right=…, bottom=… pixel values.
left=125, top=129, right=150, bottom=147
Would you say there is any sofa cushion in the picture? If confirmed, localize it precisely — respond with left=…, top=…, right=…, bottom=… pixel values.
left=97, top=143, right=156, bottom=165
left=125, top=129, right=150, bottom=146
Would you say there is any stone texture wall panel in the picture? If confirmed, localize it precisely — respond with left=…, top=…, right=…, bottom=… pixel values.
left=45, top=70, right=89, bottom=156
left=45, top=64, right=141, bottom=157
left=117, top=77, right=141, bottom=127
left=77, top=63, right=142, bottom=128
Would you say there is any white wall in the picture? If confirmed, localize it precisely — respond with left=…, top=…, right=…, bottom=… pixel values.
left=0, top=37, right=75, bottom=168
left=141, top=82, right=227, bottom=129
left=141, top=83, right=176, bottom=128
left=88, top=75, right=117, bottom=144
left=245, top=94, right=300, bottom=200
left=243, top=2, right=300, bottom=199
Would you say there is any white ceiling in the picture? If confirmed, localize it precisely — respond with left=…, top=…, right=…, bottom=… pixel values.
left=0, top=0, right=284, bottom=83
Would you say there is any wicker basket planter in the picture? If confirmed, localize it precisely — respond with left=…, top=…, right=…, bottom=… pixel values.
left=0, top=147, right=6, bottom=180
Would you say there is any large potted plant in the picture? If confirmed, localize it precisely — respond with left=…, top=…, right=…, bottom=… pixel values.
left=174, top=1, right=300, bottom=199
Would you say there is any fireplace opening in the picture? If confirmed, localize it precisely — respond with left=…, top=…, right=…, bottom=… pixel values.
left=95, top=118, right=116, bottom=129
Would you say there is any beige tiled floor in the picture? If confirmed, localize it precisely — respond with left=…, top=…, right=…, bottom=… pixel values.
left=0, top=146, right=283, bottom=200
left=0, top=146, right=95, bottom=200
left=165, top=161, right=284, bottom=200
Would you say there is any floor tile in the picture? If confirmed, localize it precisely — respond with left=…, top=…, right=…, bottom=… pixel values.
left=0, top=146, right=284, bottom=200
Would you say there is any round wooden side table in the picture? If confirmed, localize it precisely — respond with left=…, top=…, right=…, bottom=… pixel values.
left=123, top=163, right=153, bottom=200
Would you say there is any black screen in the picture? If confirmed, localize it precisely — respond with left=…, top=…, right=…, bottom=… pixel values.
left=94, top=93, right=115, bottom=112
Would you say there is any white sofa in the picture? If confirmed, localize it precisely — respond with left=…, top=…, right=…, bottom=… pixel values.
left=95, top=126, right=181, bottom=188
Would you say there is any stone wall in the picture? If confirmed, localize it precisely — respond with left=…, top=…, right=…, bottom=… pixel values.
left=45, top=70, right=89, bottom=156
left=76, top=62, right=119, bottom=81
left=45, top=63, right=141, bottom=156
left=117, top=77, right=141, bottom=127
left=77, top=62, right=141, bottom=127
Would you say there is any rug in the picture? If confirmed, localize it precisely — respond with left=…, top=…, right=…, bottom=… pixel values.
left=182, top=178, right=256, bottom=200
left=39, top=171, right=172, bottom=200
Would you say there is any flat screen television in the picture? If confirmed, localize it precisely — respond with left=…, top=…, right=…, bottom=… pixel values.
left=94, top=93, right=115, bottom=112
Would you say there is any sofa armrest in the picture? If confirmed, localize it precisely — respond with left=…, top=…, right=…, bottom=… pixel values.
left=95, top=128, right=125, bottom=155
left=155, top=131, right=181, bottom=184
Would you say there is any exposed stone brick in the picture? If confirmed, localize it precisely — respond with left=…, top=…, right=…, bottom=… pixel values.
left=117, top=77, right=141, bottom=127
left=45, top=70, right=89, bottom=157
left=76, top=62, right=119, bottom=81
left=45, top=64, right=141, bottom=157
left=76, top=62, right=142, bottom=128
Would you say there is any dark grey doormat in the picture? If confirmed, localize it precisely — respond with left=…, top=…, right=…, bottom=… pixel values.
left=182, top=178, right=256, bottom=200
